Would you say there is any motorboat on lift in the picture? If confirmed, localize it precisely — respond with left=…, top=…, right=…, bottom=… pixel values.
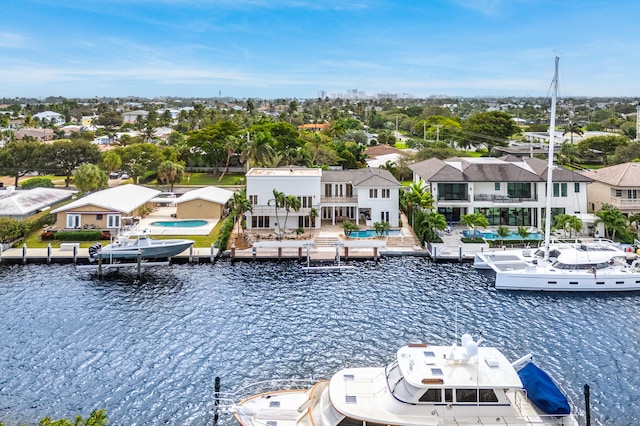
left=224, top=334, right=578, bottom=426
left=88, top=227, right=194, bottom=262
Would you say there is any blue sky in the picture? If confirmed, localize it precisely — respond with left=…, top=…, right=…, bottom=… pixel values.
left=2, top=0, right=639, bottom=99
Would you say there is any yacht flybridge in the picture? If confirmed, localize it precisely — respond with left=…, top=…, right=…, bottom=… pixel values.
left=227, top=334, right=578, bottom=426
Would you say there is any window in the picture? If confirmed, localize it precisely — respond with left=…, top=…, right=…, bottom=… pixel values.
left=561, top=183, right=567, bottom=197
left=553, top=183, right=559, bottom=197
left=479, top=389, right=499, bottom=402
left=628, top=189, right=638, bottom=199
left=325, top=184, right=332, bottom=197
left=495, top=182, right=500, bottom=191
left=107, top=214, right=121, bottom=228
left=419, top=388, right=441, bottom=402
left=381, top=211, right=389, bottom=222
left=381, top=189, right=390, bottom=198
left=249, top=195, right=258, bottom=205
left=369, top=189, right=378, bottom=198
left=297, top=195, right=313, bottom=208
left=575, top=182, right=580, bottom=193
left=508, top=182, right=531, bottom=199
left=456, top=389, right=478, bottom=403
left=96, top=214, right=103, bottom=220
left=66, top=214, right=81, bottom=228
left=615, top=189, right=622, bottom=198
left=444, top=388, right=453, bottom=403
left=251, top=216, right=270, bottom=228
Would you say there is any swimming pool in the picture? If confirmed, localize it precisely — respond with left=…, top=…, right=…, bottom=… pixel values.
left=462, top=229, right=543, bottom=241
left=150, top=220, right=208, bottom=228
left=348, top=229, right=403, bottom=238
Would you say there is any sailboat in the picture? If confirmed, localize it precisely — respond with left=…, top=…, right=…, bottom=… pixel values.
left=476, top=57, right=640, bottom=291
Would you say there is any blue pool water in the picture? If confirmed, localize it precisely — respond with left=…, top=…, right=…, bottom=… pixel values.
left=348, top=229, right=402, bottom=238
left=462, top=230, right=544, bottom=241
left=150, top=220, right=208, bottom=228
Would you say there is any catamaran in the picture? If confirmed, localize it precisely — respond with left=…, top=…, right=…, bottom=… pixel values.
left=474, top=57, right=640, bottom=291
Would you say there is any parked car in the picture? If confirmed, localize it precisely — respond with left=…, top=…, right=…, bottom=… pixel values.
left=109, top=172, right=120, bottom=179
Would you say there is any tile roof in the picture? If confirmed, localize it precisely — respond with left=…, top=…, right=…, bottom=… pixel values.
left=580, top=162, right=640, bottom=187
left=322, top=167, right=401, bottom=187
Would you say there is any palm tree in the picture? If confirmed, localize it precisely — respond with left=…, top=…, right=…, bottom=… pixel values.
left=373, top=221, right=391, bottom=237
left=562, top=121, right=584, bottom=145
left=517, top=226, right=530, bottom=243
left=554, top=214, right=583, bottom=238
left=241, top=131, right=275, bottom=171
left=402, top=180, right=434, bottom=227
left=595, top=204, right=628, bottom=241
left=309, top=207, right=319, bottom=228
left=268, top=189, right=286, bottom=239
left=496, top=225, right=510, bottom=246
left=228, top=190, right=252, bottom=238
left=283, top=194, right=302, bottom=234
left=417, top=211, right=447, bottom=243
left=461, top=212, right=489, bottom=239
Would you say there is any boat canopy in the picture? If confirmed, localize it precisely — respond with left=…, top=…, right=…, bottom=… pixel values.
left=518, top=362, right=570, bottom=415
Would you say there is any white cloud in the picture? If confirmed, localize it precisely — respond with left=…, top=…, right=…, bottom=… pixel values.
left=0, top=32, right=26, bottom=48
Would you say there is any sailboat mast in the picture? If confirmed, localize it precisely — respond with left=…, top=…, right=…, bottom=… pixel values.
left=544, top=57, right=559, bottom=261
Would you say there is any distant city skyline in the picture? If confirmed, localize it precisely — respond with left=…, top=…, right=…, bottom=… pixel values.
left=2, top=1, right=640, bottom=100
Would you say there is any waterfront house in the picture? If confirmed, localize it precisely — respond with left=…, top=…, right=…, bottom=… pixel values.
left=0, top=187, right=76, bottom=220
left=32, top=111, right=65, bottom=126
left=51, top=184, right=160, bottom=230
left=581, top=162, right=640, bottom=216
left=173, top=186, right=234, bottom=219
left=409, top=156, right=591, bottom=229
left=245, top=167, right=401, bottom=234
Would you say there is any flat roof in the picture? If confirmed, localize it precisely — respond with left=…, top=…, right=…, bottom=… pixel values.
left=247, top=167, right=322, bottom=177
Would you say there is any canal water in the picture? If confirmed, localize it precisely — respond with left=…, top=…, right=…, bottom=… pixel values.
left=0, top=258, right=638, bottom=425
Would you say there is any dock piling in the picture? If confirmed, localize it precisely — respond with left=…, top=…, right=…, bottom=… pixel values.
left=73, top=245, right=77, bottom=264
left=47, top=244, right=52, bottom=264
left=584, top=384, right=591, bottom=426
left=210, top=243, right=215, bottom=262
left=22, top=243, right=27, bottom=264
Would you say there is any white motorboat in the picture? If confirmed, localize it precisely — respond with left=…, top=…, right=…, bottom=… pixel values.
left=226, top=334, right=579, bottom=426
left=88, top=228, right=194, bottom=261
left=477, top=57, right=640, bottom=291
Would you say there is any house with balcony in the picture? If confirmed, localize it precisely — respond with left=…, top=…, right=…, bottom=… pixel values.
left=245, top=167, right=401, bottom=234
left=409, top=156, right=591, bottom=229
left=581, top=162, right=640, bottom=216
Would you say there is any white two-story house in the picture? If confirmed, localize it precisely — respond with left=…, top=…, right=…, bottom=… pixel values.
left=409, top=156, right=592, bottom=229
left=245, top=167, right=401, bottom=233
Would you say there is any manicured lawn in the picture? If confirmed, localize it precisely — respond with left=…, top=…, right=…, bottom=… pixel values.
left=22, top=221, right=223, bottom=249
left=181, top=173, right=245, bottom=186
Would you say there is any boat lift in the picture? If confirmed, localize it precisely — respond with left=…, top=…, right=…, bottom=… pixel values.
left=76, top=249, right=170, bottom=277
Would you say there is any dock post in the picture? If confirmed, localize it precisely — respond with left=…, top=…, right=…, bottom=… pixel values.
left=73, top=245, right=77, bottom=264
left=278, top=246, right=282, bottom=259
left=47, top=243, right=52, bottom=264
left=298, top=246, right=302, bottom=258
left=345, top=246, right=349, bottom=260
left=210, top=243, right=215, bottom=262
left=458, top=246, right=462, bottom=263
left=137, top=251, right=142, bottom=277
left=252, top=246, right=257, bottom=259
left=584, top=384, right=591, bottom=426
left=213, top=376, right=221, bottom=425
left=230, top=243, right=236, bottom=260
left=22, top=243, right=27, bottom=264
left=98, top=253, right=103, bottom=277
left=189, top=245, right=194, bottom=263
left=433, top=246, right=438, bottom=262
left=374, top=246, right=378, bottom=263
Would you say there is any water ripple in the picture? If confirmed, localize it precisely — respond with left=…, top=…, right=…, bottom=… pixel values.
left=0, top=260, right=639, bottom=425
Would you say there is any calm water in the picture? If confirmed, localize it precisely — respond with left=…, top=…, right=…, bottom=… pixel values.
left=0, top=258, right=638, bottom=425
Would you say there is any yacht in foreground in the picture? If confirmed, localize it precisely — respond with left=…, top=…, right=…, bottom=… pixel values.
left=226, top=334, right=578, bottom=426
left=88, top=228, right=194, bottom=262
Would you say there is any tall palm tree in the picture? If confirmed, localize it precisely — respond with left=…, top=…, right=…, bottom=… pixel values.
left=283, top=194, right=302, bottom=234
left=229, top=189, right=252, bottom=238
left=268, top=189, right=286, bottom=239
left=402, top=180, right=434, bottom=227
left=461, top=212, right=489, bottom=238
left=241, top=131, right=275, bottom=171
left=595, top=204, right=627, bottom=241
left=562, top=121, right=584, bottom=145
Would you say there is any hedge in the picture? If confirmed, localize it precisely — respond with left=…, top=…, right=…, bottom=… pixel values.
left=53, top=230, right=102, bottom=241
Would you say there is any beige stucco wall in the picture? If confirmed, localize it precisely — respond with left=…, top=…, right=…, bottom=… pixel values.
left=586, top=181, right=612, bottom=212
left=53, top=202, right=152, bottom=229
left=176, top=199, right=224, bottom=219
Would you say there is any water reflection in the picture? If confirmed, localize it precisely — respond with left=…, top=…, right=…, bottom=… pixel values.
left=0, top=259, right=638, bottom=425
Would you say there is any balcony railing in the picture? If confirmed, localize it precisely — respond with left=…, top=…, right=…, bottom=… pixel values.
left=250, top=205, right=314, bottom=215
left=437, top=195, right=469, bottom=202
left=320, top=196, right=358, bottom=204
left=609, top=198, right=640, bottom=209
left=474, top=194, right=538, bottom=202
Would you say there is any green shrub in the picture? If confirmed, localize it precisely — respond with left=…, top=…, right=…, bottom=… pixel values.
left=54, top=230, right=102, bottom=241
left=21, top=177, right=54, bottom=189
left=215, top=216, right=234, bottom=249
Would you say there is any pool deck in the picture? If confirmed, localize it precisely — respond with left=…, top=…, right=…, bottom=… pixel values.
left=138, top=207, right=219, bottom=236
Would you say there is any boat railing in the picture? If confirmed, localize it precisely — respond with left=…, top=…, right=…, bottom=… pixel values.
left=217, top=378, right=318, bottom=403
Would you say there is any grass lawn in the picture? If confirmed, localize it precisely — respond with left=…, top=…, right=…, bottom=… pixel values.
left=181, top=173, right=245, bottom=186
left=23, top=221, right=223, bottom=249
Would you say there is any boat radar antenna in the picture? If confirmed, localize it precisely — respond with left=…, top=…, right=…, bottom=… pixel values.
left=544, top=56, right=560, bottom=263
